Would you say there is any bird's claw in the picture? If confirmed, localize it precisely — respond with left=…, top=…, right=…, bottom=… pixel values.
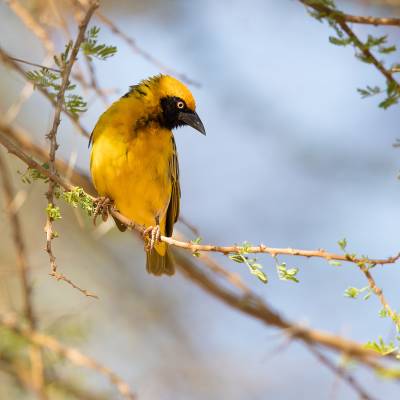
left=93, top=196, right=113, bottom=225
left=143, top=225, right=161, bottom=252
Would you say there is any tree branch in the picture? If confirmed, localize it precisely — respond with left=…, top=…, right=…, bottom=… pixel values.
left=0, top=47, right=89, bottom=138
left=300, top=0, right=400, bottom=27
left=307, top=344, right=376, bottom=400
left=1, top=121, right=399, bottom=284
left=44, top=0, right=98, bottom=292
left=0, top=121, right=397, bottom=372
left=0, top=152, right=47, bottom=399
left=300, top=0, right=400, bottom=87
left=0, top=312, right=136, bottom=400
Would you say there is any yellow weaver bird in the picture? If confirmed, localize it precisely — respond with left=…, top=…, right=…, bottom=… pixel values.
left=89, top=75, right=205, bottom=276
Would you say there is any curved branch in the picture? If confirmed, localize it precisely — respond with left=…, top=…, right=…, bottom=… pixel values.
left=299, top=0, right=400, bottom=88
left=1, top=123, right=399, bottom=268
left=300, top=0, right=400, bottom=27
left=0, top=124, right=396, bottom=371
left=44, top=0, right=98, bottom=294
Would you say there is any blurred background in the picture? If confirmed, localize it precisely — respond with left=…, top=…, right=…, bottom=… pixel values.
left=1, top=0, right=400, bottom=398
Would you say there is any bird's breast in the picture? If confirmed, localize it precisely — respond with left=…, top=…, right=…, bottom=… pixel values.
left=91, top=126, right=174, bottom=227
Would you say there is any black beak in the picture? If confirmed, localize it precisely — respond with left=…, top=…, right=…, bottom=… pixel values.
left=178, top=111, right=206, bottom=135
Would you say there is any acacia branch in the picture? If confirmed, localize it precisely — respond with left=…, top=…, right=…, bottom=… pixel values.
left=0, top=125, right=396, bottom=371
left=161, top=236, right=400, bottom=265
left=300, top=0, right=400, bottom=87
left=357, top=262, right=399, bottom=329
left=300, top=0, right=400, bottom=27
left=307, top=344, right=376, bottom=400
left=173, top=251, right=389, bottom=369
left=44, top=0, right=98, bottom=291
left=0, top=123, right=95, bottom=193
left=1, top=122, right=399, bottom=279
left=0, top=47, right=89, bottom=138
left=0, top=126, right=97, bottom=298
left=7, top=0, right=112, bottom=106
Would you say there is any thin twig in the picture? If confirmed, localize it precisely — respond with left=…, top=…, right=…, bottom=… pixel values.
left=44, top=0, right=98, bottom=292
left=300, top=0, right=400, bottom=27
left=3, top=58, right=53, bottom=126
left=0, top=152, right=47, bottom=399
left=174, top=251, right=386, bottom=368
left=0, top=123, right=397, bottom=370
left=1, top=123, right=399, bottom=270
left=6, top=0, right=56, bottom=54
left=0, top=127, right=97, bottom=298
left=357, top=262, right=399, bottom=329
left=0, top=47, right=90, bottom=138
left=0, top=123, right=94, bottom=193
left=339, top=21, right=397, bottom=86
left=94, top=9, right=201, bottom=87
left=83, top=53, right=109, bottom=105
left=5, top=56, right=60, bottom=73
left=160, top=236, right=400, bottom=266
left=7, top=0, right=110, bottom=103
left=307, top=344, right=376, bottom=400
left=300, top=0, right=399, bottom=87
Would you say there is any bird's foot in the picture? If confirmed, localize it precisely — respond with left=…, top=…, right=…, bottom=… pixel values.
left=93, top=196, right=113, bottom=225
left=143, top=225, right=161, bottom=252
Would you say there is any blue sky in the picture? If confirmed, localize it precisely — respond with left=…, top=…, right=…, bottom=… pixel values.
left=1, top=1, right=400, bottom=398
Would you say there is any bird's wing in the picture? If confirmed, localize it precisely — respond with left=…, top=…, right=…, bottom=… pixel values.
left=165, top=136, right=180, bottom=237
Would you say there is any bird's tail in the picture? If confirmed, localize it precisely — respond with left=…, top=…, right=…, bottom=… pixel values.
left=146, top=241, right=175, bottom=276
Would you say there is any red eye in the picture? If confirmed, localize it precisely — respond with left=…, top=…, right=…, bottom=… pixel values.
left=177, top=101, right=185, bottom=109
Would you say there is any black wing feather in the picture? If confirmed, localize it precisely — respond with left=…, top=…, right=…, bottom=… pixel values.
left=165, top=136, right=180, bottom=237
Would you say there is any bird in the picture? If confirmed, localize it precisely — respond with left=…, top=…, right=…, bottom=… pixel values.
left=89, top=74, right=205, bottom=276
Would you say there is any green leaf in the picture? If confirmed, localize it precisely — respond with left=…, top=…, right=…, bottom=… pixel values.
left=277, top=263, right=300, bottom=283
left=379, top=95, right=399, bottom=109
left=81, top=25, right=117, bottom=61
left=365, top=34, right=387, bottom=49
left=18, top=163, right=49, bottom=184
left=27, top=40, right=88, bottom=115
left=251, top=268, right=268, bottom=284
left=61, top=187, right=94, bottom=216
left=228, top=251, right=268, bottom=284
left=328, top=260, right=342, bottom=267
left=65, top=93, right=87, bottom=115
left=46, top=204, right=61, bottom=220
left=329, top=36, right=352, bottom=46
left=338, top=238, right=347, bottom=251
left=379, top=308, right=389, bottom=318
left=344, top=286, right=369, bottom=299
left=344, top=287, right=360, bottom=298
left=379, top=45, right=396, bottom=54
left=229, top=254, right=245, bottom=263
left=191, top=237, right=202, bottom=245
left=363, top=291, right=372, bottom=301
left=364, top=337, right=396, bottom=355
left=357, top=85, right=381, bottom=98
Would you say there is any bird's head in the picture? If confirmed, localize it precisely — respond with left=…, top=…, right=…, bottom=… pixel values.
left=127, top=75, right=206, bottom=135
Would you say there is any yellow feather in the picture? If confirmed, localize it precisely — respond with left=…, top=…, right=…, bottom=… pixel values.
left=90, top=75, right=195, bottom=275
